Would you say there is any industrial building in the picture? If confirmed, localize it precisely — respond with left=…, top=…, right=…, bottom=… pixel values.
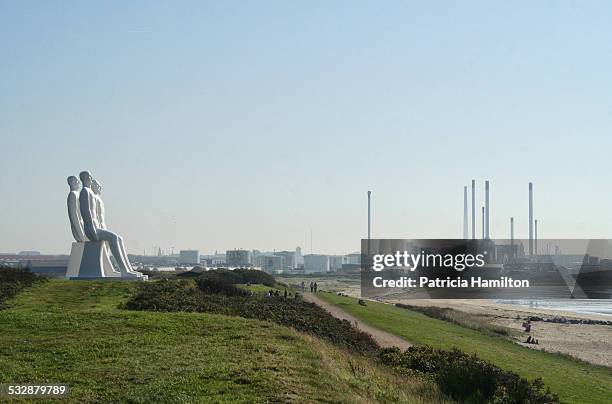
left=304, top=254, right=329, bottom=273
left=179, top=250, right=200, bottom=265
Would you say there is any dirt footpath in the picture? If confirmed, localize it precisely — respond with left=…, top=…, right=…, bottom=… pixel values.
left=303, top=292, right=412, bottom=351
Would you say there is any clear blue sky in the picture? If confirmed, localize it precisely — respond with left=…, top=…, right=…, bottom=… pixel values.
left=1, top=1, right=612, bottom=255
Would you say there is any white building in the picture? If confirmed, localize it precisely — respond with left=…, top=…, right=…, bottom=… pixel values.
left=274, top=251, right=296, bottom=270
left=304, top=254, right=329, bottom=273
left=255, top=255, right=284, bottom=273
left=179, top=250, right=200, bottom=265
left=226, top=249, right=251, bottom=267
left=344, top=253, right=361, bottom=265
left=295, top=246, right=304, bottom=266
left=329, top=255, right=343, bottom=272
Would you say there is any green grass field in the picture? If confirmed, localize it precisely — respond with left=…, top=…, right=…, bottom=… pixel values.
left=317, top=292, right=612, bottom=404
left=0, top=280, right=446, bottom=403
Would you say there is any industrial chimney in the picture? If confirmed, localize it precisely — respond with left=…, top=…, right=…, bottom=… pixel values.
left=367, top=191, right=372, bottom=240
left=510, top=217, right=514, bottom=258
left=485, top=180, right=490, bottom=239
left=471, top=180, right=476, bottom=240
left=463, top=186, right=468, bottom=239
left=529, top=182, right=533, bottom=256
left=535, top=219, right=538, bottom=258
left=482, top=206, right=485, bottom=240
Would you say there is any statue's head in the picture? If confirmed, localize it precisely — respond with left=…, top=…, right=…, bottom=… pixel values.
left=67, top=176, right=80, bottom=191
left=79, top=171, right=93, bottom=188
left=92, top=179, right=103, bottom=195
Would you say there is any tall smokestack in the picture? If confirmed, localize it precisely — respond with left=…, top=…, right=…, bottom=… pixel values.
left=482, top=206, right=485, bottom=240
left=535, top=219, right=538, bottom=257
left=367, top=191, right=371, bottom=241
left=510, top=217, right=514, bottom=258
left=471, top=180, right=476, bottom=240
left=529, top=182, right=533, bottom=256
left=485, top=180, right=490, bottom=239
left=463, top=186, right=468, bottom=239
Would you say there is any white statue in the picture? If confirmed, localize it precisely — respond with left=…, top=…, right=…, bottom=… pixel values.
left=92, top=179, right=106, bottom=229
left=67, top=176, right=87, bottom=242
left=90, top=177, right=134, bottom=274
left=79, top=171, right=138, bottom=276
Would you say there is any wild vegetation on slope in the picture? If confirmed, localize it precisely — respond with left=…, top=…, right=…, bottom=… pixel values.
left=123, top=279, right=379, bottom=354
left=124, top=273, right=559, bottom=403
left=0, top=279, right=446, bottom=403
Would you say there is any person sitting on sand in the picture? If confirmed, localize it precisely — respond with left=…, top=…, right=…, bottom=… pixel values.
left=525, top=336, right=532, bottom=343
left=522, top=320, right=532, bottom=332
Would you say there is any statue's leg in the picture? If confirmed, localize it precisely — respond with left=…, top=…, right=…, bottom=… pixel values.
left=116, top=235, right=134, bottom=271
left=96, top=229, right=130, bottom=273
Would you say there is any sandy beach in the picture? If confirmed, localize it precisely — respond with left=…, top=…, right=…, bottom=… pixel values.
left=387, top=298, right=612, bottom=368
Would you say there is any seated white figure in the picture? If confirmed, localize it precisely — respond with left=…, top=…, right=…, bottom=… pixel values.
left=66, top=176, right=87, bottom=242
left=78, top=171, right=137, bottom=275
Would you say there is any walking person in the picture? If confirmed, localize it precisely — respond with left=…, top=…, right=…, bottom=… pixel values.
left=314, top=282, right=318, bottom=293
left=301, top=281, right=305, bottom=293
left=309, top=281, right=314, bottom=293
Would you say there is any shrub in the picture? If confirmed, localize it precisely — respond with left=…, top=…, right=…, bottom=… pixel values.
left=233, top=268, right=276, bottom=286
left=198, top=269, right=242, bottom=285
left=121, top=280, right=205, bottom=312
left=197, top=268, right=276, bottom=286
left=379, top=346, right=558, bottom=403
left=196, top=277, right=250, bottom=297
left=0, top=267, right=45, bottom=307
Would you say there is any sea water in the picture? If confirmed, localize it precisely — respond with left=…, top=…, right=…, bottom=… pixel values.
left=496, top=299, right=612, bottom=316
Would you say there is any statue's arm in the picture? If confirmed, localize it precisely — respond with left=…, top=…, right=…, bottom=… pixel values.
left=67, top=194, right=80, bottom=241
left=79, top=191, right=98, bottom=241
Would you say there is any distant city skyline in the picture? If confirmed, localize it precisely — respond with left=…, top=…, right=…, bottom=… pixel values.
left=2, top=2, right=612, bottom=254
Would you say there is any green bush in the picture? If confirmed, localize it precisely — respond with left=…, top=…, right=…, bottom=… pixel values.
left=0, top=267, right=45, bottom=307
left=196, top=277, right=250, bottom=297
left=197, top=268, right=276, bottom=286
left=120, top=280, right=203, bottom=312
left=198, top=269, right=241, bottom=285
left=379, top=346, right=558, bottom=403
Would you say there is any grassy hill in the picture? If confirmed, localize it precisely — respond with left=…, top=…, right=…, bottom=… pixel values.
left=317, top=292, right=612, bottom=404
left=0, top=280, right=446, bottom=403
